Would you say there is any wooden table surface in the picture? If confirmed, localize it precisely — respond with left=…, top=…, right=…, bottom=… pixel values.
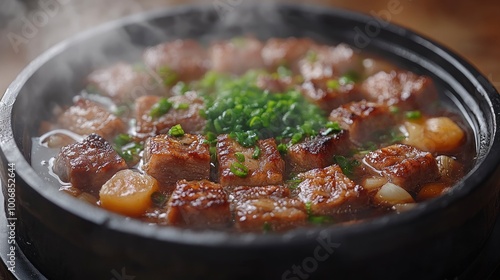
left=1, top=0, right=499, bottom=94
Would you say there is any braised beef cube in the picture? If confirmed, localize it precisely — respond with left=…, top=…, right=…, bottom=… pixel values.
left=261, top=37, right=317, bottom=71
left=143, top=39, right=208, bottom=83
left=300, top=78, right=365, bottom=111
left=143, top=134, right=210, bottom=191
left=229, top=185, right=290, bottom=204
left=232, top=187, right=307, bottom=232
left=329, top=101, right=396, bottom=145
left=286, top=131, right=351, bottom=174
left=362, top=71, right=438, bottom=110
left=362, top=144, right=440, bottom=192
left=296, top=165, right=365, bottom=216
left=166, top=180, right=231, bottom=227
left=57, top=98, right=126, bottom=140
left=135, top=92, right=206, bottom=138
left=299, top=43, right=364, bottom=81
left=209, top=36, right=264, bottom=74
left=217, top=135, right=284, bottom=187
left=53, top=134, right=128, bottom=194
left=86, top=62, right=165, bottom=104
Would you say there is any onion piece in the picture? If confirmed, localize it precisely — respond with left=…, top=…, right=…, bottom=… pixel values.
left=362, top=176, right=387, bottom=192
left=374, top=182, right=415, bottom=206
left=392, top=203, right=417, bottom=214
left=100, top=169, right=159, bottom=217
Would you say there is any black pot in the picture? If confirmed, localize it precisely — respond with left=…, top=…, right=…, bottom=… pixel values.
left=1, top=4, right=500, bottom=280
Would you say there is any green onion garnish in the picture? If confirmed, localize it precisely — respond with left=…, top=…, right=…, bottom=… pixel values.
left=277, top=143, right=288, bottom=155
left=326, top=79, right=340, bottom=90
left=150, top=98, right=172, bottom=118
left=168, top=124, right=185, bottom=137
left=114, top=134, right=132, bottom=147
left=389, top=106, right=400, bottom=114
left=174, top=103, right=189, bottom=110
left=334, top=155, right=360, bottom=178
left=405, top=110, right=422, bottom=120
left=235, top=152, right=245, bottom=163
left=158, top=67, right=179, bottom=86
left=151, top=192, right=168, bottom=208
left=252, top=146, right=261, bottom=159
left=308, top=215, right=334, bottom=225
left=230, top=162, right=249, bottom=177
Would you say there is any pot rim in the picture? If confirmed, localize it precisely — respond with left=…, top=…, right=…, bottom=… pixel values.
left=1, top=3, right=499, bottom=248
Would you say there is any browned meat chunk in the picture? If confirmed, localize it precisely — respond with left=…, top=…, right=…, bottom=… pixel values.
left=231, top=185, right=307, bottom=232
left=329, top=101, right=396, bottom=145
left=53, top=134, right=128, bottom=194
left=300, top=78, right=365, bottom=111
left=57, top=98, right=126, bottom=140
left=86, top=62, right=165, bottom=104
left=298, top=43, right=363, bottom=81
left=143, top=134, right=210, bottom=191
left=261, top=37, right=317, bottom=71
left=143, top=39, right=208, bottom=83
left=166, top=180, right=231, bottom=227
left=228, top=185, right=290, bottom=204
left=362, top=144, right=440, bottom=192
left=296, top=165, right=365, bottom=216
left=286, top=131, right=351, bottom=174
left=209, top=36, right=264, bottom=74
left=217, top=135, right=285, bottom=187
left=362, top=71, right=438, bottom=110
left=135, top=92, right=206, bottom=138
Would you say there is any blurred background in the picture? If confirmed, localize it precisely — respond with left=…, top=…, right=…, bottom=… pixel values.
left=0, top=0, right=499, bottom=96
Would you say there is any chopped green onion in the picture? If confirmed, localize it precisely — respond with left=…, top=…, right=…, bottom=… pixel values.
left=252, top=146, right=261, bottom=159
left=308, top=215, right=334, bottom=225
left=174, top=103, right=190, bottom=110
left=113, top=105, right=128, bottom=117
left=321, top=121, right=342, bottom=136
left=114, top=134, right=132, bottom=147
left=168, top=124, right=185, bottom=137
left=291, top=132, right=303, bottom=144
left=305, top=201, right=312, bottom=216
left=235, top=152, right=245, bottom=163
left=276, top=65, right=293, bottom=78
left=389, top=106, right=400, bottom=114
left=202, top=70, right=329, bottom=147
left=387, top=130, right=406, bottom=144
left=326, top=79, right=340, bottom=90
left=277, top=143, right=288, bottom=155
left=262, top=221, right=272, bottom=233
left=173, top=81, right=189, bottom=95
left=150, top=98, right=172, bottom=118
left=334, top=155, right=360, bottom=178
left=339, top=71, right=360, bottom=84
left=116, top=142, right=143, bottom=162
left=151, top=192, right=168, bottom=207
left=286, top=178, right=302, bottom=190
left=209, top=146, right=217, bottom=162
left=405, top=110, right=422, bottom=120
left=306, top=50, right=318, bottom=63
left=158, top=67, right=178, bottom=86
left=230, top=162, right=249, bottom=177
